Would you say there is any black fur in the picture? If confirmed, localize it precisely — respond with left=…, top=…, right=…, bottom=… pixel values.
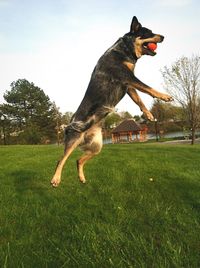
left=67, top=16, right=164, bottom=137
left=51, top=16, right=171, bottom=187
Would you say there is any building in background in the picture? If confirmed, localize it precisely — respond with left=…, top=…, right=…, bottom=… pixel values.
left=111, top=119, right=148, bottom=143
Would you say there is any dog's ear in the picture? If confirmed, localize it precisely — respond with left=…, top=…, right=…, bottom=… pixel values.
left=130, top=16, right=142, bottom=33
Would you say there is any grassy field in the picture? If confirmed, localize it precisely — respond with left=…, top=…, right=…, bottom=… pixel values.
left=0, top=143, right=200, bottom=267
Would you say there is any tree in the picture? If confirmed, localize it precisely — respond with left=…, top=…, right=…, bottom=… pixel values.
left=120, top=111, right=133, bottom=120
left=149, top=100, right=185, bottom=136
left=52, top=103, right=63, bottom=145
left=151, top=100, right=185, bottom=122
left=104, top=112, right=121, bottom=129
left=133, top=115, right=142, bottom=122
left=161, top=55, right=200, bottom=144
left=62, top=112, right=73, bottom=125
left=1, top=79, right=57, bottom=144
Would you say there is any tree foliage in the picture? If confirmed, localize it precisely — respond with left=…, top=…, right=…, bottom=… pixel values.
left=1, top=79, right=57, bottom=144
left=149, top=100, right=185, bottom=135
left=104, top=112, right=122, bottom=129
left=161, top=55, right=200, bottom=144
left=151, top=100, right=185, bottom=123
left=62, top=111, right=74, bottom=125
left=119, top=111, right=133, bottom=120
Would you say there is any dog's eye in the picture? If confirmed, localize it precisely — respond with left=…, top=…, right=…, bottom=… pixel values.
left=144, top=32, right=153, bottom=38
left=139, top=28, right=154, bottom=39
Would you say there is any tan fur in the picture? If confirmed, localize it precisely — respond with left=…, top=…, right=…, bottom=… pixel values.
left=77, top=125, right=102, bottom=183
left=134, top=37, right=144, bottom=58
left=50, top=18, right=173, bottom=187
left=130, top=77, right=172, bottom=101
left=123, top=59, right=172, bottom=121
left=123, top=61, right=135, bottom=71
left=127, top=87, right=154, bottom=121
left=51, top=134, right=84, bottom=187
left=134, top=35, right=163, bottom=58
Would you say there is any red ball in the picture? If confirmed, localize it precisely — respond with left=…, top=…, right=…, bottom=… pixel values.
left=147, top=43, right=157, bottom=51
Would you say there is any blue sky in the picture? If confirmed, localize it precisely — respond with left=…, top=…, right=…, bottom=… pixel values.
left=0, top=0, right=199, bottom=115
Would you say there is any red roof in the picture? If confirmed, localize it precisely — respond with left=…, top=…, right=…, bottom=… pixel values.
left=112, top=119, right=142, bottom=133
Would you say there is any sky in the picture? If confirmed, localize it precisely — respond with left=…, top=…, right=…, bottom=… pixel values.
left=0, top=0, right=199, bottom=116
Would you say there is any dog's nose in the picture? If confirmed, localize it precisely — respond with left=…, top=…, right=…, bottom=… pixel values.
left=160, top=35, right=164, bottom=42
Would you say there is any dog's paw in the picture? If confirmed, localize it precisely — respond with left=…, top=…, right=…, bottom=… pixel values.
left=143, top=110, right=154, bottom=121
left=79, top=176, right=86, bottom=184
left=160, top=94, right=173, bottom=102
left=51, top=177, right=61, bottom=187
left=146, top=111, right=154, bottom=121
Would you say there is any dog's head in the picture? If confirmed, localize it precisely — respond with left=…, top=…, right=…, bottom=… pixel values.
left=125, top=16, right=164, bottom=58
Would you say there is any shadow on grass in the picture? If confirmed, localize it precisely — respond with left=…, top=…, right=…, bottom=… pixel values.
left=170, top=178, right=200, bottom=213
left=9, top=169, right=52, bottom=203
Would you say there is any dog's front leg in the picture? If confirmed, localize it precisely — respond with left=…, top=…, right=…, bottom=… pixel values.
left=132, top=76, right=173, bottom=102
left=127, top=87, right=154, bottom=121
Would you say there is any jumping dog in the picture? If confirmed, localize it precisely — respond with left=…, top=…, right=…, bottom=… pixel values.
left=51, top=16, right=173, bottom=187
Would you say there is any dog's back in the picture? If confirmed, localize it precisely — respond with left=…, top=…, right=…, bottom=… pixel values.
left=72, top=38, right=137, bottom=125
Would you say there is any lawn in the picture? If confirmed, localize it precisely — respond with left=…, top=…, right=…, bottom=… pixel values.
left=0, top=143, right=200, bottom=267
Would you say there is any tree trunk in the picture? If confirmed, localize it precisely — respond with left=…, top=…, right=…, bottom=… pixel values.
left=191, top=127, right=195, bottom=145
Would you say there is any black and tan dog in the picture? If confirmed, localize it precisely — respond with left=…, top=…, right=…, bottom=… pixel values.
left=51, top=16, right=172, bottom=187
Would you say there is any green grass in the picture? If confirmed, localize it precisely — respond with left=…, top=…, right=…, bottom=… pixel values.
left=0, top=143, right=200, bottom=267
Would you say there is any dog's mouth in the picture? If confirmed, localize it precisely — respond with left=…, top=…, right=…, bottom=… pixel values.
left=143, top=42, right=157, bottom=56
left=133, top=35, right=164, bottom=58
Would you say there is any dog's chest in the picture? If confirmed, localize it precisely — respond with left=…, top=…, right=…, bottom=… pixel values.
left=123, top=61, right=135, bottom=72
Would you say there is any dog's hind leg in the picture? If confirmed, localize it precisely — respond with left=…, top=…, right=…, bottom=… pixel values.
left=77, top=125, right=103, bottom=183
left=51, top=128, right=84, bottom=187
left=77, top=153, right=95, bottom=184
